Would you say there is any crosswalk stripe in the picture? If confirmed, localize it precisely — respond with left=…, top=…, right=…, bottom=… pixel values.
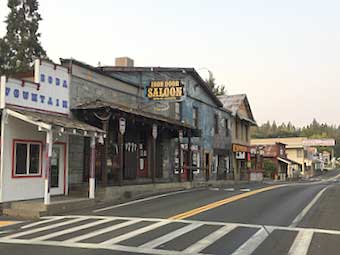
left=232, top=227, right=273, bottom=255
left=183, top=224, right=237, bottom=253
left=3, top=218, right=86, bottom=239
left=21, top=217, right=64, bottom=229
left=288, top=230, right=314, bottom=255
left=63, top=219, right=142, bottom=243
left=140, top=223, right=203, bottom=249
left=31, top=218, right=114, bottom=241
left=100, top=221, right=170, bottom=245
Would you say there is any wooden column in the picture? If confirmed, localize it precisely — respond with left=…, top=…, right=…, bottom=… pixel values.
left=118, top=131, right=124, bottom=186
left=44, top=130, right=53, bottom=205
left=151, top=124, right=157, bottom=183
left=89, top=136, right=96, bottom=199
left=187, top=129, right=192, bottom=181
left=178, top=130, right=183, bottom=182
left=101, top=120, right=109, bottom=186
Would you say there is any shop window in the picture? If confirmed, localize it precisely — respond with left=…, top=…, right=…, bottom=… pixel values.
left=175, top=102, right=181, bottom=121
left=192, top=151, right=200, bottom=173
left=14, top=141, right=42, bottom=177
left=213, top=155, right=218, bottom=173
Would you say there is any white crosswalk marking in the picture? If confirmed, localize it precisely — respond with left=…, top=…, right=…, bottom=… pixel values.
left=232, top=227, right=273, bottom=255
left=100, top=220, right=170, bottom=245
left=63, top=219, right=142, bottom=244
left=31, top=218, right=114, bottom=241
left=183, top=224, right=237, bottom=253
left=3, top=217, right=87, bottom=239
left=0, top=215, right=336, bottom=255
left=289, top=230, right=314, bottom=255
left=140, top=223, right=203, bottom=249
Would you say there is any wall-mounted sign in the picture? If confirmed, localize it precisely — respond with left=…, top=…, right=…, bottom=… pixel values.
left=236, top=151, right=246, bottom=160
left=232, top=144, right=249, bottom=153
left=302, top=139, right=336, bottom=147
left=119, top=117, right=126, bottom=135
left=146, top=80, right=184, bottom=101
left=179, top=130, right=183, bottom=143
left=0, top=59, right=69, bottom=114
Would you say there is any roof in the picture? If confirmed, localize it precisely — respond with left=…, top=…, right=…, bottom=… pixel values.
left=251, top=137, right=307, bottom=148
left=218, top=94, right=256, bottom=125
left=7, top=107, right=104, bottom=134
left=73, top=100, right=198, bottom=131
left=97, top=65, right=224, bottom=108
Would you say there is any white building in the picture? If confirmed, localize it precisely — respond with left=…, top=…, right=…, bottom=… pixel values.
left=0, top=60, right=104, bottom=204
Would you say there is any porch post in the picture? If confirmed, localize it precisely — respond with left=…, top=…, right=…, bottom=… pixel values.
left=89, top=136, right=96, bottom=199
left=44, top=130, right=53, bottom=205
left=151, top=124, right=157, bottom=183
left=178, top=130, right=183, bottom=182
left=188, top=129, right=192, bottom=181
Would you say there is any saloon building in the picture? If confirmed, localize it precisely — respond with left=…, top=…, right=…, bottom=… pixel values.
left=59, top=57, right=233, bottom=192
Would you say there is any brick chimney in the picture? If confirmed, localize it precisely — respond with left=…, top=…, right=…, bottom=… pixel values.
left=115, top=57, right=134, bottom=67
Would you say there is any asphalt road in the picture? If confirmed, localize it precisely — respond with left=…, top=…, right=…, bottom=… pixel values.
left=1, top=170, right=340, bottom=255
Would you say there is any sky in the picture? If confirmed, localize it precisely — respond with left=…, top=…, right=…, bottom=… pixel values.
left=1, top=0, right=340, bottom=127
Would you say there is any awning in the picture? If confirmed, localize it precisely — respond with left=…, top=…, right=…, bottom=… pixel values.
left=5, top=107, right=105, bottom=137
left=278, top=157, right=302, bottom=166
left=73, top=100, right=201, bottom=137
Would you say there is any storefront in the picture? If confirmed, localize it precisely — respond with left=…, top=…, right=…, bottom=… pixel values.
left=232, top=143, right=250, bottom=180
left=0, top=60, right=104, bottom=203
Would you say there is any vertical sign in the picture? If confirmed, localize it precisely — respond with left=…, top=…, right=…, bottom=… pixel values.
left=152, top=124, right=158, bottom=139
left=119, top=117, right=126, bottom=135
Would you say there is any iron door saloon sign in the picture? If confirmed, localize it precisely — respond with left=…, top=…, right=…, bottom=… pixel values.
left=146, top=80, right=184, bottom=101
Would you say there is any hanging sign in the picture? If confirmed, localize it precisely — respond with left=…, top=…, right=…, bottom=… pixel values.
left=152, top=124, right=158, bottom=139
left=146, top=80, right=184, bottom=101
left=119, top=117, right=126, bottom=135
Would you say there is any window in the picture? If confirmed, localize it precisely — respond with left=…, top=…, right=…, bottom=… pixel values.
left=235, top=120, right=239, bottom=139
left=13, top=141, right=42, bottom=177
left=245, top=125, right=249, bottom=142
left=225, top=119, right=229, bottom=137
left=175, top=102, right=181, bottom=121
left=193, top=107, right=199, bottom=128
left=214, top=114, right=219, bottom=134
left=297, top=149, right=303, bottom=158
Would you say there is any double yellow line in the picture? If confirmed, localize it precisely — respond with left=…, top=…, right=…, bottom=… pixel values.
left=0, top=221, right=18, bottom=227
left=169, top=185, right=285, bottom=220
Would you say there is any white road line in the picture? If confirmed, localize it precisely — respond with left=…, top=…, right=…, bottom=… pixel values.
left=100, top=221, right=170, bottom=245
left=0, top=238, right=200, bottom=255
left=140, top=223, right=203, bottom=249
left=21, top=217, right=64, bottom=229
left=288, top=230, right=314, bottom=255
left=63, top=219, right=142, bottom=243
left=183, top=224, right=237, bottom=253
left=94, top=189, right=199, bottom=213
left=232, top=227, right=273, bottom=255
left=290, top=186, right=329, bottom=228
left=240, top=188, right=251, bottom=192
left=31, top=218, right=114, bottom=241
left=3, top=218, right=86, bottom=239
left=224, top=188, right=235, bottom=192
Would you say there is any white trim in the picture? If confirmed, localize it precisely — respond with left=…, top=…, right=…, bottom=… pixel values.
left=6, top=109, right=52, bottom=131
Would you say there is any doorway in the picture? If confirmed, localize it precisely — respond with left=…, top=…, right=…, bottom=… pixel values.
left=50, top=143, right=66, bottom=195
left=205, top=153, right=210, bottom=181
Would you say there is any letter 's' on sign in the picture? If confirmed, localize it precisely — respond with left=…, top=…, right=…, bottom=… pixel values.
left=145, top=80, right=184, bottom=101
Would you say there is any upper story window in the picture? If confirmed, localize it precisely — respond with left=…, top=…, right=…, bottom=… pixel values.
left=214, top=114, right=219, bottom=134
left=175, top=102, right=181, bottom=121
left=235, top=120, right=239, bottom=139
left=13, top=140, right=42, bottom=177
left=225, top=119, right=229, bottom=137
left=245, top=124, right=249, bottom=142
left=193, top=107, right=199, bottom=128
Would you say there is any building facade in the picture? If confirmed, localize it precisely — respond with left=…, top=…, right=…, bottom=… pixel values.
left=218, top=94, right=257, bottom=181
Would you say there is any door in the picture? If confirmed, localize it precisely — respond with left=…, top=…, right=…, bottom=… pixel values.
left=205, top=153, right=210, bottom=181
left=50, top=144, right=65, bottom=195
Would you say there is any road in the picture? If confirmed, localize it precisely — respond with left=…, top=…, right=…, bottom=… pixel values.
left=1, top=170, right=340, bottom=255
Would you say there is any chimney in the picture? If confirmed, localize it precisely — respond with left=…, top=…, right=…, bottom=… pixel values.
left=115, top=57, right=134, bottom=67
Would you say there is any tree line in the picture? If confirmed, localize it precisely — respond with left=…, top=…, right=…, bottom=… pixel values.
left=251, top=119, right=340, bottom=156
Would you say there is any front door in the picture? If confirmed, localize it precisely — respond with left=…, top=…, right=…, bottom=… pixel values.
left=50, top=144, right=65, bottom=195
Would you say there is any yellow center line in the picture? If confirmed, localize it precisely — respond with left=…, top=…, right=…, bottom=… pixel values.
left=168, top=185, right=286, bottom=220
left=0, top=221, right=19, bottom=227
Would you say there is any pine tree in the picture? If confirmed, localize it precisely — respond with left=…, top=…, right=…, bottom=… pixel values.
left=205, top=71, right=226, bottom=96
left=0, top=0, right=47, bottom=75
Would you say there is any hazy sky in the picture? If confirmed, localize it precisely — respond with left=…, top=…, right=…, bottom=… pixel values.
left=1, top=0, right=340, bottom=126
